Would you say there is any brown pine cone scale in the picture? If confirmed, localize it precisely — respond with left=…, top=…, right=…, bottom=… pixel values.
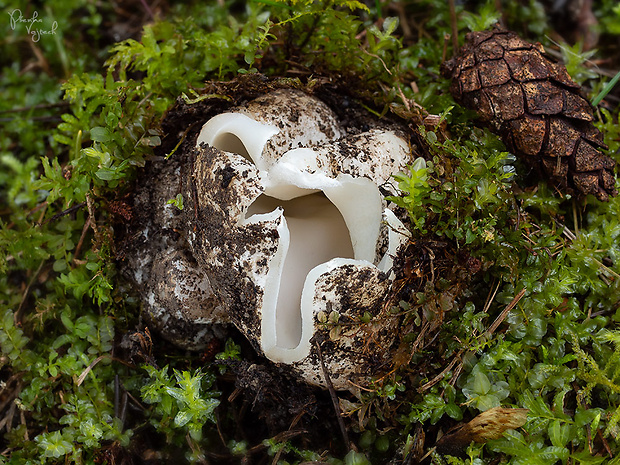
left=441, top=28, right=617, bottom=201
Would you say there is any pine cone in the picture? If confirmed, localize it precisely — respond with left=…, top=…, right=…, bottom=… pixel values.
left=441, top=28, right=617, bottom=201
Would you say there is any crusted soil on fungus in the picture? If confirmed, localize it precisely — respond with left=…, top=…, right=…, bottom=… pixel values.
left=304, top=263, right=396, bottom=386
left=117, top=71, right=419, bottom=414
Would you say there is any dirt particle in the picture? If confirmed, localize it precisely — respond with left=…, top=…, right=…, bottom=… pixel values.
left=218, top=165, right=236, bottom=188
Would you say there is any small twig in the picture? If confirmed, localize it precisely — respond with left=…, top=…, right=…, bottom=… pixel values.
left=346, top=380, right=376, bottom=392
left=5, top=201, right=45, bottom=229
left=597, top=428, right=613, bottom=458
left=418, top=350, right=463, bottom=392
left=448, top=0, right=459, bottom=54
left=442, top=33, right=450, bottom=63
left=165, top=122, right=199, bottom=160
left=271, top=407, right=308, bottom=465
left=573, top=199, right=580, bottom=238
left=485, top=288, right=526, bottom=337
left=0, top=377, right=22, bottom=433
left=85, top=193, right=99, bottom=236
left=27, top=39, right=52, bottom=76
left=423, top=328, right=442, bottom=350
left=420, top=290, right=525, bottom=393
left=36, top=202, right=48, bottom=225
left=315, top=341, right=350, bottom=451
left=482, top=280, right=501, bottom=315
left=215, top=410, right=228, bottom=448
left=410, top=321, right=430, bottom=358
left=424, top=246, right=435, bottom=283
left=0, top=115, right=63, bottom=123
left=245, top=430, right=306, bottom=455
left=124, top=390, right=147, bottom=412
left=555, top=219, right=577, bottom=241
left=591, top=258, right=620, bottom=280
left=0, top=101, right=70, bottom=114
left=108, top=356, right=137, bottom=370
left=138, top=0, right=155, bottom=20
left=14, top=260, right=45, bottom=324
left=0, top=401, right=16, bottom=433
left=0, top=375, right=22, bottom=414
left=388, top=2, right=412, bottom=39
left=73, top=216, right=91, bottom=263
left=114, top=375, right=128, bottom=429
left=114, top=375, right=120, bottom=418
left=397, top=85, right=411, bottom=112
left=419, top=446, right=438, bottom=463
left=135, top=92, right=154, bottom=117
left=449, top=361, right=464, bottom=388
left=20, top=409, right=28, bottom=441
left=360, top=47, right=392, bottom=76
left=119, top=390, right=128, bottom=429
left=76, top=355, right=107, bottom=386
left=40, top=202, right=85, bottom=226
left=228, top=387, right=243, bottom=403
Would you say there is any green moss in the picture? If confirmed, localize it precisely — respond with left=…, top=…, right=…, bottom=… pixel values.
left=1, top=0, right=620, bottom=463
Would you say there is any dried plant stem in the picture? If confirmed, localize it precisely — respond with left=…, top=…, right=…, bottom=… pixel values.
left=448, top=0, right=458, bottom=53
left=419, top=350, right=463, bottom=392
left=482, top=280, right=501, bottom=314
left=423, top=288, right=526, bottom=392
left=14, top=260, right=45, bottom=324
left=485, top=288, right=526, bottom=337
left=315, top=341, right=351, bottom=451
left=73, top=216, right=92, bottom=263
left=76, top=355, right=107, bottom=386
left=41, top=202, right=85, bottom=226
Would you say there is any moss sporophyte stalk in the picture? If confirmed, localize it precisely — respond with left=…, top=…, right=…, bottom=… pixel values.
left=1, top=1, right=620, bottom=463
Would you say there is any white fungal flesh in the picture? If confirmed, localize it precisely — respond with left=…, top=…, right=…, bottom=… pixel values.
left=196, top=113, right=278, bottom=169
left=196, top=91, right=412, bottom=369
left=248, top=193, right=354, bottom=355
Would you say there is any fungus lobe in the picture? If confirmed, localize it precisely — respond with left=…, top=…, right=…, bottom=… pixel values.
left=189, top=89, right=412, bottom=388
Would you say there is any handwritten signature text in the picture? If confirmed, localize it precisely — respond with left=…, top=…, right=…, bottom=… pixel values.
left=8, top=9, right=58, bottom=42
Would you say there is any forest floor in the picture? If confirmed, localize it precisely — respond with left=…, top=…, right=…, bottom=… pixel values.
left=1, top=1, right=620, bottom=464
